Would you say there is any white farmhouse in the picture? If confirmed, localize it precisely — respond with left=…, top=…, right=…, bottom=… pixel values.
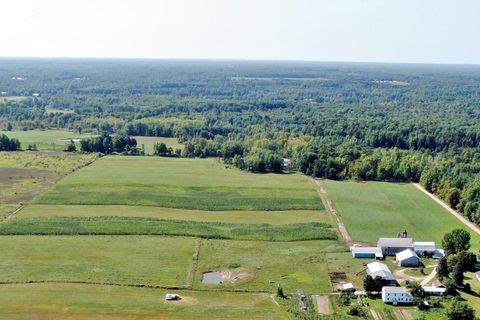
left=396, top=249, right=420, bottom=267
left=381, top=286, right=413, bottom=305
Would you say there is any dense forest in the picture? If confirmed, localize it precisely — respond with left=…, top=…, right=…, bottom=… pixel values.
left=1, top=59, right=480, bottom=225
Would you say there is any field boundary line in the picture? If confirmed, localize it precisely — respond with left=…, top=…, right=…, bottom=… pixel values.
left=0, top=280, right=275, bottom=294
left=413, top=183, right=480, bottom=236
left=187, top=238, right=202, bottom=289
left=311, top=178, right=353, bottom=245
left=0, top=205, right=25, bottom=224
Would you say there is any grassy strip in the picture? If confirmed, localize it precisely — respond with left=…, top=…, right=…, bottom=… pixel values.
left=0, top=217, right=337, bottom=241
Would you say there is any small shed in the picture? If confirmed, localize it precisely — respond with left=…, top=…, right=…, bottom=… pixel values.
left=433, top=280, right=445, bottom=288
left=422, top=286, right=446, bottom=296
left=342, top=283, right=355, bottom=292
left=396, top=249, right=420, bottom=267
left=476, top=271, right=480, bottom=282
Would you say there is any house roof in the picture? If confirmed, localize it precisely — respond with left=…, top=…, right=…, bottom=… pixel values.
left=378, top=238, right=413, bottom=248
left=413, top=241, right=436, bottom=251
left=396, top=249, right=419, bottom=261
left=382, top=286, right=410, bottom=294
left=432, top=249, right=445, bottom=259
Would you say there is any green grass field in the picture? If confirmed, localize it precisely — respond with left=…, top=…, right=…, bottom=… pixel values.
left=322, top=180, right=480, bottom=248
left=0, top=217, right=337, bottom=241
left=34, top=156, right=323, bottom=211
left=0, top=130, right=95, bottom=151
left=0, top=283, right=287, bottom=319
left=133, top=136, right=183, bottom=154
left=195, top=239, right=345, bottom=292
left=0, top=130, right=183, bottom=154
left=0, top=236, right=194, bottom=287
left=21, top=205, right=330, bottom=224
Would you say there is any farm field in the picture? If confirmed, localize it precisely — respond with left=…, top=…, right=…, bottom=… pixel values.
left=0, top=283, right=287, bottom=320
left=321, top=180, right=480, bottom=248
left=133, top=136, right=183, bottom=154
left=34, top=156, right=323, bottom=210
left=0, top=236, right=195, bottom=287
left=0, top=130, right=95, bottom=151
left=0, top=152, right=97, bottom=219
left=0, top=130, right=183, bottom=154
left=20, top=204, right=331, bottom=224
left=194, top=239, right=345, bottom=292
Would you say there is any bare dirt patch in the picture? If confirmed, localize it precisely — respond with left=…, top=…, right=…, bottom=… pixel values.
left=314, top=295, right=330, bottom=315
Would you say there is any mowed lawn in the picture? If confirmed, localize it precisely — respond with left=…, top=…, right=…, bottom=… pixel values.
left=195, top=239, right=345, bottom=293
left=0, top=283, right=287, bottom=320
left=0, top=236, right=195, bottom=287
left=322, top=180, right=480, bottom=248
left=21, top=205, right=331, bottom=225
left=34, top=156, right=323, bottom=211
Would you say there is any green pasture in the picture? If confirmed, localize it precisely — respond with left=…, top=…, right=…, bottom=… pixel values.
left=0, top=283, right=287, bottom=320
left=0, top=130, right=95, bottom=151
left=0, top=236, right=194, bottom=287
left=321, top=180, right=480, bottom=248
left=34, top=156, right=323, bottom=210
left=0, top=217, right=336, bottom=241
left=195, top=239, right=345, bottom=292
left=133, top=136, right=183, bottom=154
left=21, top=204, right=330, bottom=225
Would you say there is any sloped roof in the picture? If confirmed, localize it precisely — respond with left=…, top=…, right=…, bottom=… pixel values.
left=367, top=262, right=395, bottom=281
left=382, top=286, right=410, bottom=294
left=378, top=237, right=413, bottom=248
left=413, top=241, right=436, bottom=251
left=396, top=249, right=419, bottom=262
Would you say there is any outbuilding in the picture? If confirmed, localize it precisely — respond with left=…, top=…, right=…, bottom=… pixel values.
left=396, top=249, right=420, bottom=267
left=350, top=246, right=384, bottom=259
left=367, top=262, right=396, bottom=284
left=342, top=283, right=355, bottom=292
left=381, top=286, right=413, bottom=305
left=413, top=241, right=437, bottom=257
left=378, top=237, right=413, bottom=256
left=422, top=286, right=446, bottom=296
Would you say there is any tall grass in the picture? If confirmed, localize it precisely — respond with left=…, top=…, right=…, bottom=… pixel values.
left=0, top=217, right=337, bottom=241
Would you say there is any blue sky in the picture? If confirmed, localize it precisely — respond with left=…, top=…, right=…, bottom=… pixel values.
left=1, top=0, right=479, bottom=64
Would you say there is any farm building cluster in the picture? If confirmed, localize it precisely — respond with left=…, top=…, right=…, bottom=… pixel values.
left=346, top=234, right=446, bottom=305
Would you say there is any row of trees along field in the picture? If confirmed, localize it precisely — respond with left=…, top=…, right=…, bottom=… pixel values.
left=1, top=60, right=480, bottom=226
left=0, top=134, right=20, bottom=151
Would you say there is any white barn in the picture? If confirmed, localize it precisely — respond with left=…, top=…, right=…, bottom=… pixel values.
left=413, top=241, right=437, bottom=257
left=367, top=262, right=396, bottom=282
left=396, top=249, right=420, bottom=267
left=378, top=238, right=413, bottom=256
left=381, top=286, right=413, bottom=305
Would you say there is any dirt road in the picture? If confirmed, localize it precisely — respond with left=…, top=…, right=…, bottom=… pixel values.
left=413, top=183, right=480, bottom=236
left=312, top=179, right=353, bottom=244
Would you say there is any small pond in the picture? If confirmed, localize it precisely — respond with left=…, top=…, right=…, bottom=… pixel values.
left=202, top=271, right=223, bottom=284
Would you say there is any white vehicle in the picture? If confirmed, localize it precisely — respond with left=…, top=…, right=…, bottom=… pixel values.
left=165, top=293, right=181, bottom=301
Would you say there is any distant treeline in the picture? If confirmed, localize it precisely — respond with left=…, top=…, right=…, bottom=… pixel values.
left=2, top=59, right=480, bottom=226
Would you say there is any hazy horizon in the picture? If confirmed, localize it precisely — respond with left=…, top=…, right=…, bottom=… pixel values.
left=2, top=0, right=480, bottom=65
